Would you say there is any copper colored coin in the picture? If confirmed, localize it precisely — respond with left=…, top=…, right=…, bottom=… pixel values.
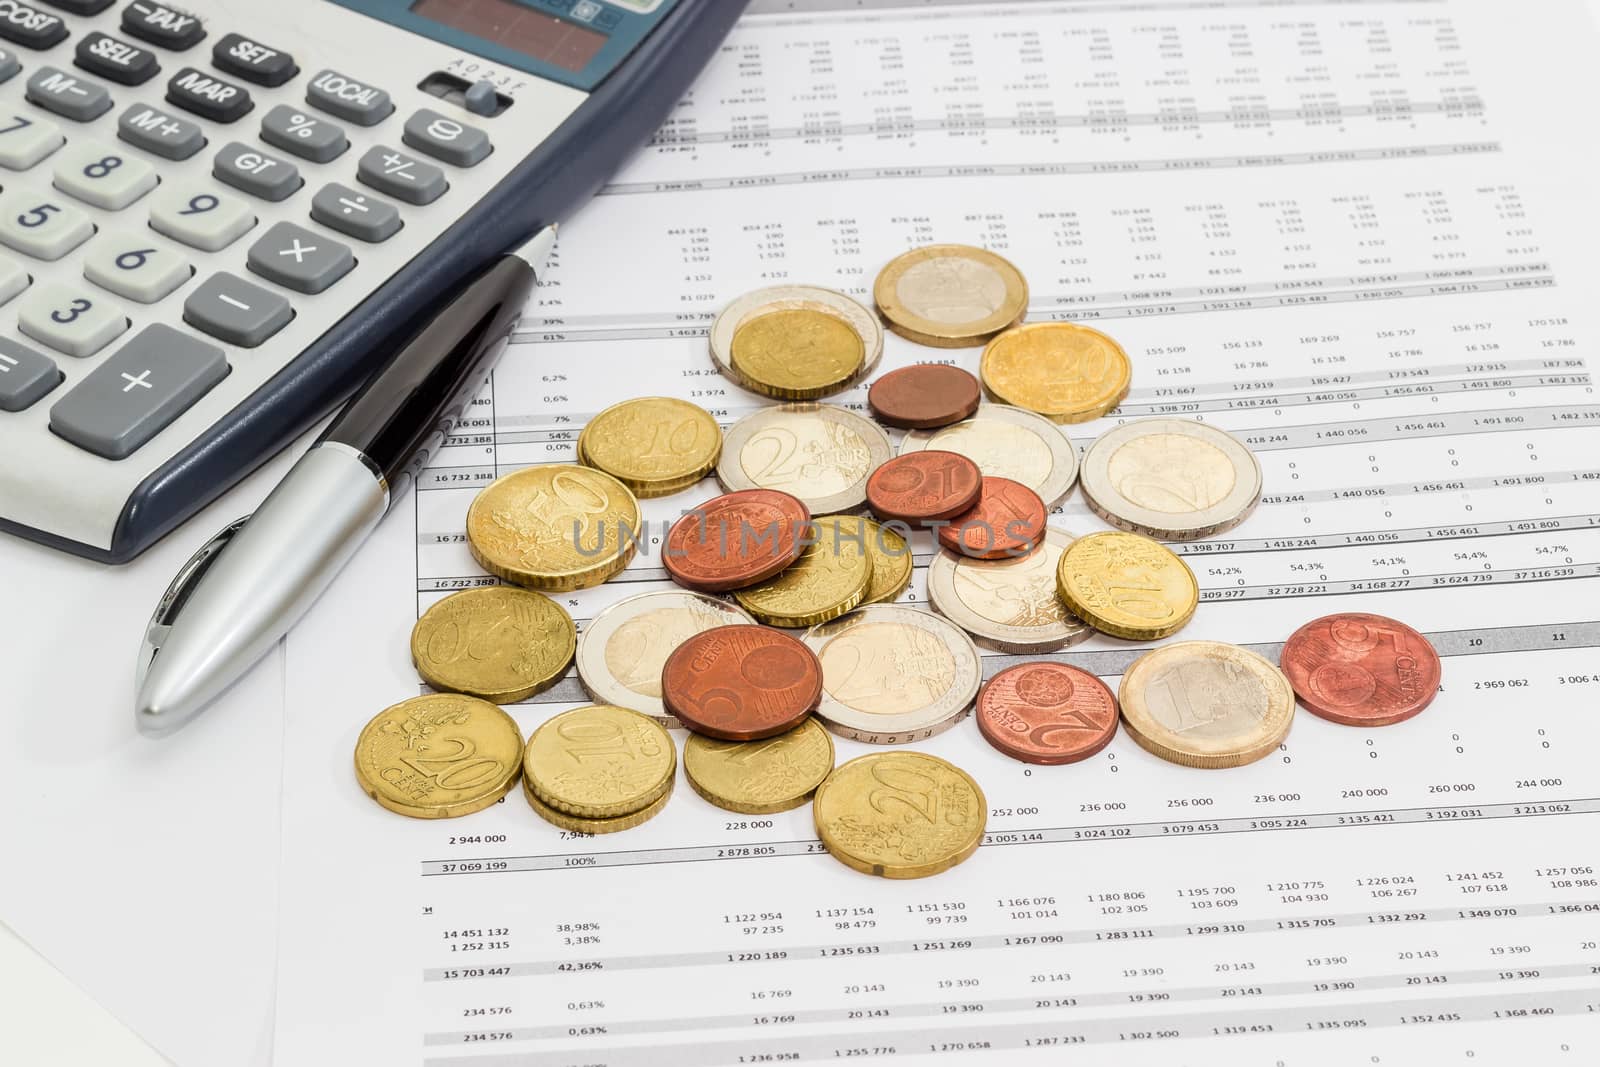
left=937, top=477, right=1048, bottom=560
left=867, top=364, right=982, bottom=429
left=661, top=624, right=824, bottom=740
left=1280, top=612, right=1441, bottom=726
left=976, top=662, right=1118, bottom=765
left=664, top=490, right=810, bottom=593
left=865, top=450, right=983, bottom=525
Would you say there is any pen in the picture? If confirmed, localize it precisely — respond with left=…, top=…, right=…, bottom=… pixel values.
left=134, top=227, right=557, bottom=737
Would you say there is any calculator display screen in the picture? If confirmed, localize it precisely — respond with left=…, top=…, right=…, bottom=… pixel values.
left=409, top=0, right=608, bottom=72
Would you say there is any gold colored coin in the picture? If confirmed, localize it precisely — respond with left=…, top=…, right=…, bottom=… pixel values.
left=577, top=397, right=722, bottom=498
left=523, top=775, right=672, bottom=834
left=683, top=716, right=835, bottom=814
left=813, top=752, right=986, bottom=879
left=523, top=704, right=676, bottom=818
left=410, top=587, right=576, bottom=704
left=731, top=308, right=865, bottom=399
left=1055, top=531, right=1197, bottom=640
left=467, top=465, right=641, bottom=592
left=826, top=514, right=912, bottom=605
left=980, top=322, right=1131, bottom=423
left=1118, top=641, right=1294, bottom=768
left=734, top=514, right=872, bottom=627
left=353, top=694, right=524, bottom=819
left=873, top=244, right=1028, bottom=347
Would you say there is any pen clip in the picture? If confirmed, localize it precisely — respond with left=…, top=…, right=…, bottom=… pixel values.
left=137, top=517, right=250, bottom=692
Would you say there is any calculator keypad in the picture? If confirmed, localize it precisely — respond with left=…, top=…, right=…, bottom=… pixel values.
left=82, top=230, right=190, bottom=303
left=116, top=101, right=202, bottom=158
left=53, top=139, right=157, bottom=209
left=306, top=69, right=391, bottom=126
left=0, top=335, right=59, bottom=411
left=74, top=31, right=159, bottom=85
left=311, top=183, right=399, bottom=243
left=183, top=272, right=290, bottom=348
left=0, top=112, right=64, bottom=168
left=260, top=103, right=345, bottom=163
left=402, top=109, right=490, bottom=167
left=148, top=185, right=254, bottom=252
left=121, top=2, right=205, bottom=52
left=27, top=66, right=114, bottom=121
left=0, top=5, right=68, bottom=50
left=18, top=280, right=127, bottom=357
left=213, top=140, right=301, bottom=202
left=355, top=145, right=445, bottom=205
left=166, top=66, right=251, bottom=123
left=212, top=33, right=295, bottom=88
left=0, top=255, right=27, bottom=303
left=246, top=220, right=351, bottom=294
left=0, top=186, right=95, bottom=259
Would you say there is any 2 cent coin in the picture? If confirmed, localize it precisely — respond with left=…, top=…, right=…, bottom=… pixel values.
left=661, top=625, right=824, bottom=740
left=1280, top=613, right=1441, bottom=726
left=976, top=662, right=1118, bottom=765
left=867, top=364, right=982, bottom=429
left=664, top=489, right=810, bottom=592
left=866, top=450, right=983, bottom=525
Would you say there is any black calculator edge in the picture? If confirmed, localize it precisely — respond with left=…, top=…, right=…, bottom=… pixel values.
left=0, top=0, right=746, bottom=564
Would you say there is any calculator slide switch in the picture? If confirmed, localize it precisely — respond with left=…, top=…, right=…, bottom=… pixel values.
left=50, top=324, right=228, bottom=461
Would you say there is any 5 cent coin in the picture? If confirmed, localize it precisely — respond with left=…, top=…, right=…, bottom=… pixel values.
left=976, top=662, right=1118, bottom=765
left=661, top=625, right=823, bottom=740
left=1280, top=613, right=1441, bottom=726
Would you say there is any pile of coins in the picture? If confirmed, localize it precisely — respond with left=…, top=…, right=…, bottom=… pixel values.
left=352, top=241, right=1444, bottom=882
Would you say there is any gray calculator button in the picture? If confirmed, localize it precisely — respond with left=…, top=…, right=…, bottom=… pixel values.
left=259, top=104, right=347, bottom=163
left=149, top=184, right=255, bottom=252
left=118, top=104, right=205, bottom=160
left=306, top=69, right=392, bottom=126
left=18, top=282, right=130, bottom=358
left=183, top=272, right=291, bottom=347
left=83, top=231, right=191, bottom=303
left=0, top=113, right=64, bottom=170
left=0, top=49, right=20, bottom=84
left=50, top=324, right=229, bottom=460
left=310, top=183, right=400, bottom=243
left=26, top=68, right=115, bottom=123
left=355, top=145, right=446, bottom=205
left=246, top=221, right=353, bottom=294
left=0, top=337, right=61, bottom=412
left=213, top=141, right=301, bottom=202
left=402, top=109, right=491, bottom=167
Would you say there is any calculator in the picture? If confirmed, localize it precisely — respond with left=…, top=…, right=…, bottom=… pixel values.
left=0, top=0, right=740, bottom=562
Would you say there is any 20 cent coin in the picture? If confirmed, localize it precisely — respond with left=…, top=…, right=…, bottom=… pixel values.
left=980, top=322, right=1131, bottom=423
left=354, top=694, right=524, bottom=819
left=814, top=752, right=986, bottom=878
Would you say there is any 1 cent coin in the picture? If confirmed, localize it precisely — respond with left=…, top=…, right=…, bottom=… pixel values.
left=937, top=477, right=1047, bottom=559
left=866, top=450, right=983, bottom=525
left=1280, top=613, right=1441, bottom=726
left=976, top=662, right=1118, bottom=765
left=867, top=364, right=982, bottom=429
left=661, top=625, right=824, bottom=740
left=664, top=489, right=810, bottom=593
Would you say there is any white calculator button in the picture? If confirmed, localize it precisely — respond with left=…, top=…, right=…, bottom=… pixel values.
left=84, top=231, right=191, bottom=304
left=0, top=256, right=29, bottom=305
left=53, top=142, right=159, bottom=211
left=0, top=188, right=95, bottom=260
left=17, top=282, right=129, bottom=358
left=0, top=113, right=65, bottom=171
left=148, top=185, right=255, bottom=252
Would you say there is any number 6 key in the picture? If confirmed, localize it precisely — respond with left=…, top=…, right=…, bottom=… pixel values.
left=84, top=230, right=193, bottom=304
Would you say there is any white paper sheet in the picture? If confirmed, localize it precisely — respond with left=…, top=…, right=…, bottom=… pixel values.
left=275, top=1, right=1600, bottom=1063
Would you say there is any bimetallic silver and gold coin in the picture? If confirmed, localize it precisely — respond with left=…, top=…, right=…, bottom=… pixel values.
left=717, top=403, right=892, bottom=515
left=1118, top=641, right=1295, bottom=769
left=467, top=464, right=642, bottom=591
left=813, top=751, right=986, bottom=878
left=873, top=244, right=1028, bottom=348
left=354, top=694, right=524, bottom=819
left=577, top=397, right=722, bottom=498
left=899, top=403, right=1079, bottom=507
left=523, top=704, right=676, bottom=818
left=410, top=586, right=576, bottom=704
left=710, top=286, right=883, bottom=399
left=576, top=590, right=756, bottom=727
left=802, top=604, right=981, bottom=744
left=683, top=716, right=835, bottom=814
left=926, top=528, right=1092, bottom=654
left=1080, top=418, right=1262, bottom=539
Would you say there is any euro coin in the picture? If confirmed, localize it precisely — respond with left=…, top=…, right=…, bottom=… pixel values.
left=865, top=451, right=984, bottom=525
left=661, top=625, right=823, bottom=740
left=577, top=397, right=721, bottom=498
left=575, top=590, right=755, bottom=726
left=717, top=403, right=892, bottom=514
left=873, top=244, right=1028, bottom=348
left=683, top=716, right=835, bottom=814
left=900, top=403, right=1079, bottom=507
left=936, top=477, right=1047, bottom=560
left=1280, top=613, right=1441, bottom=726
left=734, top=514, right=872, bottom=627
left=467, top=465, right=641, bottom=591
left=1118, top=641, right=1294, bottom=768
left=524, top=704, right=676, bottom=818
left=867, top=364, right=982, bottom=429
left=1055, top=531, right=1197, bottom=640
left=523, top=774, right=672, bottom=834
left=976, top=662, right=1118, bottom=765
left=980, top=322, right=1130, bottom=423
left=830, top=514, right=913, bottom=605
left=354, top=694, right=524, bottom=819
left=926, top=528, right=1092, bottom=654
left=710, top=285, right=882, bottom=399
left=410, top=587, right=576, bottom=704
left=813, top=752, right=986, bottom=878
left=1080, top=417, right=1262, bottom=539
left=663, top=489, right=810, bottom=593
left=803, top=604, right=981, bottom=743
